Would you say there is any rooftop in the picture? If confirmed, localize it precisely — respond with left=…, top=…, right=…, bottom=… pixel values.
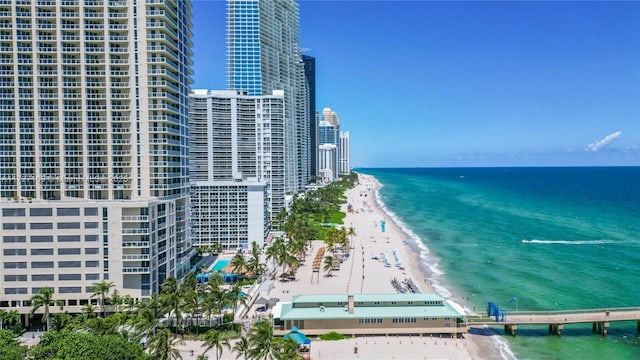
left=275, top=293, right=464, bottom=321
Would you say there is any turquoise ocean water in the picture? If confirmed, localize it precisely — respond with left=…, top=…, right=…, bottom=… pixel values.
left=357, top=167, right=640, bottom=360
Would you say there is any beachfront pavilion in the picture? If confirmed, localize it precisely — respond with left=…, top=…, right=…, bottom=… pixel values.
left=272, top=293, right=467, bottom=337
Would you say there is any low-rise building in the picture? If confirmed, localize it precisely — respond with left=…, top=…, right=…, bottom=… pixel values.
left=272, top=293, right=467, bottom=336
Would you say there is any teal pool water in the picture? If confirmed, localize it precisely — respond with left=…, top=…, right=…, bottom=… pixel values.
left=211, top=259, right=230, bottom=272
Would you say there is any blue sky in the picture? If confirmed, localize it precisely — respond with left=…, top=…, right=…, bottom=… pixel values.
left=192, top=1, right=640, bottom=168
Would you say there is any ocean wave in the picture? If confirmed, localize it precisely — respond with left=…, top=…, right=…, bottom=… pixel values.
left=371, top=176, right=448, bottom=298
left=522, top=239, right=618, bottom=245
left=368, top=174, right=515, bottom=360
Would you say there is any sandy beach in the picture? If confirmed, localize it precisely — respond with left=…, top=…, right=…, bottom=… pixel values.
left=179, top=173, right=485, bottom=359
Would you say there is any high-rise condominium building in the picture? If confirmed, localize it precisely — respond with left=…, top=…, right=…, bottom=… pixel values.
left=322, top=107, right=339, bottom=126
left=318, top=108, right=340, bottom=181
left=318, top=144, right=337, bottom=183
left=339, top=131, right=350, bottom=175
left=0, top=1, right=194, bottom=319
left=189, top=90, right=284, bottom=247
left=226, top=0, right=308, bottom=192
left=302, top=55, right=317, bottom=180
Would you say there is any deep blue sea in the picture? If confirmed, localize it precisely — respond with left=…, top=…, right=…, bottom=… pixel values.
left=357, top=167, right=640, bottom=360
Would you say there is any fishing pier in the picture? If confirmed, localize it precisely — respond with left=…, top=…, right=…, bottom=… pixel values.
left=467, top=307, right=640, bottom=336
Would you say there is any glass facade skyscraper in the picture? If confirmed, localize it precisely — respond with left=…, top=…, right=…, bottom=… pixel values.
left=226, top=0, right=308, bottom=191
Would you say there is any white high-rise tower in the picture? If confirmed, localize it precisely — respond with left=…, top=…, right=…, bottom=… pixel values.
left=0, top=1, right=194, bottom=318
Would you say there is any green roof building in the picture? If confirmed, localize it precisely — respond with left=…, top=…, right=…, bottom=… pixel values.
left=272, top=293, right=467, bottom=336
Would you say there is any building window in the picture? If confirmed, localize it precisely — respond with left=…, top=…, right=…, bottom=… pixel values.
left=85, top=235, right=99, bottom=242
left=59, top=261, right=81, bottom=268
left=4, top=262, right=27, bottom=269
left=30, top=208, right=52, bottom=216
left=4, top=275, right=27, bottom=282
left=3, top=236, right=26, bottom=243
left=4, top=288, right=28, bottom=295
left=58, top=248, right=81, bottom=255
left=59, top=287, right=81, bottom=294
left=3, top=223, right=26, bottom=230
left=84, top=208, right=99, bottom=216
left=85, top=261, right=99, bottom=268
left=59, top=235, right=81, bottom=242
left=59, top=274, right=82, bottom=281
left=31, top=235, right=53, bottom=242
left=30, top=222, right=54, bottom=230
left=2, top=209, right=25, bottom=217
left=85, top=273, right=100, bottom=280
left=58, top=222, right=80, bottom=229
left=57, top=208, right=80, bottom=216
left=31, top=249, right=54, bottom=256
left=31, top=261, right=54, bottom=268
left=85, top=222, right=99, bottom=229
left=3, top=249, right=26, bottom=256
left=32, top=274, right=55, bottom=281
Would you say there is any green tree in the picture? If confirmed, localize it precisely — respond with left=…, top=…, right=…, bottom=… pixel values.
left=0, top=329, right=27, bottom=360
left=323, top=255, right=335, bottom=277
left=160, top=277, right=182, bottom=329
left=81, top=303, right=96, bottom=320
left=248, top=319, right=275, bottom=360
left=272, top=337, right=304, bottom=360
left=92, top=280, right=115, bottom=318
left=147, top=327, right=183, bottom=360
left=201, top=328, right=230, bottom=360
left=229, top=253, right=247, bottom=275
left=29, top=330, right=148, bottom=360
left=128, top=307, right=157, bottom=342
left=232, top=337, right=250, bottom=360
left=29, top=287, right=61, bottom=331
left=0, top=309, right=20, bottom=331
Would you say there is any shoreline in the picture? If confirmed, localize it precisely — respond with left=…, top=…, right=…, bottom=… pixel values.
left=176, top=172, right=505, bottom=359
left=363, top=172, right=516, bottom=360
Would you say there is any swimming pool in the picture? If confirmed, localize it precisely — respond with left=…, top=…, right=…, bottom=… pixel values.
left=211, top=259, right=230, bottom=272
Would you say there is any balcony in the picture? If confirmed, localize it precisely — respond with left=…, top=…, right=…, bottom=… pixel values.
left=122, top=254, right=150, bottom=261
left=121, top=215, right=149, bottom=222
left=122, top=266, right=150, bottom=273
left=122, top=228, right=149, bottom=235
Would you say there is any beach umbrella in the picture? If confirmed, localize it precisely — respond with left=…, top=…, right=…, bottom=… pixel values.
left=284, top=326, right=311, bottom=345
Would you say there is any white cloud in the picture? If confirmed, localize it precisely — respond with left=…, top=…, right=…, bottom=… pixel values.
left=585, top=131, right=622, bottom=152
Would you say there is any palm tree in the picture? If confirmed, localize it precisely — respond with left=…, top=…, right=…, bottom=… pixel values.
left=202, top=328, right=230, bottom=360
left=248, top=319, right=275, bottom=360
left=0, top=309, right=20, bottom=330
left=323, top=255, right=334, bottom=277
left=129, top=307, right=158, bottom=342
left=246, top=242, right=265, bottom=279
left=272, top=337, right=304, bottom=360
left=181, top=289, right=201, bottom=333
left=281, top=252, right=300, bottom=277
left=229, top=253, right=247, bottom=275
left=147, top=327, right=184, bottom=360
left=232, top=337, right=251, bottom=360
left=347, top=226, right=356, bottom=249
left=91, top=280, right=115, bottom=318
left=160, top=277, right=182, bottom=329
left=29, top=287, right=61, bottom=331
left=265, top=238, right=285, bottom=274
left=81, top=303, right=96, bottom=320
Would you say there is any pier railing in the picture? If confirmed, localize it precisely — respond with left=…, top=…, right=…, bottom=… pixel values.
left=465, top=306, right=640, bottom=336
